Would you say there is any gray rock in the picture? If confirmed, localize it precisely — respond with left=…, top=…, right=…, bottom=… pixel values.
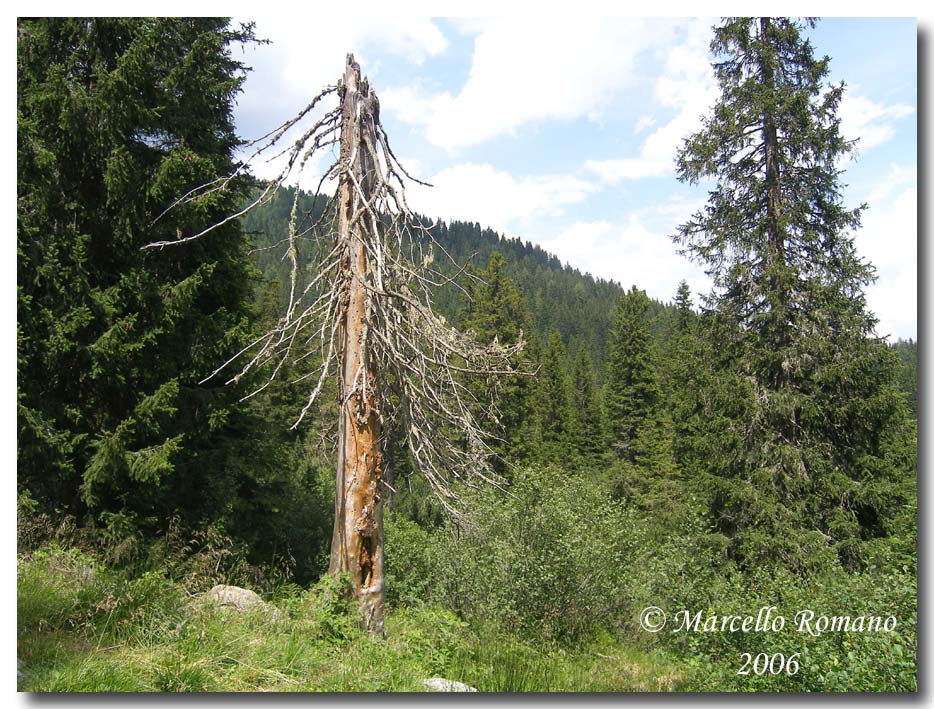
left=206, top=584, right=278, bottom=619
left=423, top=677, right=478, bottom=692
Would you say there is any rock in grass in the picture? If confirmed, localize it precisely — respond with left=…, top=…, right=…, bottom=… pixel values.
left=206, top=584, right=277, bottom=618
left=423, top=677, right=478, bottom=692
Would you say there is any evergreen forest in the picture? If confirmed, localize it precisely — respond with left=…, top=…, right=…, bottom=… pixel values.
left=16, top=17, right=918, bottom=692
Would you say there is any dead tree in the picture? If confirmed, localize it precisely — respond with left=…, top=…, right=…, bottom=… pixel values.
left=145, top=54, right=523, bottom=634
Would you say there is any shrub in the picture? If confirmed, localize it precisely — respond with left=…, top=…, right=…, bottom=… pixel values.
left=426, top=465, right=642, bottom=643
left=385, top=514, right=434, bottom=608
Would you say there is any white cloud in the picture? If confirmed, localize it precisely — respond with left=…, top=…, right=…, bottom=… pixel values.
left=856, top=183, right=917, bottom=341
left=865, top=163, right=917, bottom=205
left=633, top=115, right=657, bottom=134
left=234, top=17, right=448, bottom=144
left=539, top=217, right=710, bottom=303
left=394, top=155, right=426, bottom=183
left=539, top=220, right=615, bottom=274
left=381, top=18, right=676, bottom=150
left=586, top=19, right=716, bottom=183
left=405, top=163, right=599, bottom=236
left=232, top=17, right=448, bottom=184
left=839, top=92, right=914, bottom=152
left=376, top=19, right=449, bottom=65
left=583, top=157, right=670, bottom=182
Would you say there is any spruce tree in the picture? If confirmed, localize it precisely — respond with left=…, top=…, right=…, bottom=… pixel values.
left=537, top=331, right=578, bottom=466
left=892, top=339, right=918, bottom=420
left=673, top=17, right=915, bottom=569
left=661, top=281, right=707, bottom=479
left=604, top=286, right=660, bottom=467
left=463, top=252, right=539, bottom=468
left=570, top=346, right=606, bottom=469
left=672, top=280, right=693, bottom=334
left=604, top=287, right=679, bottom=508
left=17, top=19, right=260, bottom=528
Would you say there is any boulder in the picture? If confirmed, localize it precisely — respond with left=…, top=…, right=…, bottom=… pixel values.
left=206, top=584, right=277, bottom=618
left=423, top=677, right=478, bottom=692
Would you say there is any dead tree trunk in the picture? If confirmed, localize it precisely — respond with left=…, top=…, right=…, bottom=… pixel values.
left=147, top=53, right=526, bottom=638
left=328, top=56, right=384, bottom=635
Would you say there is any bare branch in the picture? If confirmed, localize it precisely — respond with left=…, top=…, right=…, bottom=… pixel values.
left=148, top=55, right=529, bottom=517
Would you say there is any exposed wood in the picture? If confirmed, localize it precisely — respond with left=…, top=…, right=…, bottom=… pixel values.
left=328, top=55, right=385, bottom=634
left=146, top=52, right=526, bottom=637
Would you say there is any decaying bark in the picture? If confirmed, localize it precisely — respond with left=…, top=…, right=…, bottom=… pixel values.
left=144, top=54, right=526, bottom=634
left=329, top=60, right=384, bottom=632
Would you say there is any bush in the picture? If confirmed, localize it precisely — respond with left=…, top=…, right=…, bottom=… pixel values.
left=384, top=463, right=916, bottom=691
left=387, top=465, right=732, bottom=645
left=297, top=573, right=361, bottom=642
left=424, top=465, right=642, bottom=643
left=385, top=514, right=434, bottom=608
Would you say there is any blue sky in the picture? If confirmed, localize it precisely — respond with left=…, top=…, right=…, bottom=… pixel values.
left=231, top=16, right=918, bottom=341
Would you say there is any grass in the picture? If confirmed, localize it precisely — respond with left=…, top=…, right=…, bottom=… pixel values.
left=17, top=545, right=683, bottom=692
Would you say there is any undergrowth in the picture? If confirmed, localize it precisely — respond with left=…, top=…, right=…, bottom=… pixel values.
left=17, top=470, right=915, bottom=693
left=17, top=544, right=681, bottom=692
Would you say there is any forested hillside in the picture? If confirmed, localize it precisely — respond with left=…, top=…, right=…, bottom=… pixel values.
left=242, top=185, right=671, bottom=383
left=18, top=17, right=917, bottom=693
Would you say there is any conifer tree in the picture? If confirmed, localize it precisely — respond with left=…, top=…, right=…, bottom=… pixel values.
left=463, top=253, right=529, bottom=345
left=661, top=281, right=707, bottom=478
left=674, top=17, right=915, bottom=569
left=604, top=287, right=679, bottom=507
left=147, top=58, right=525, bottom=632
left=538, top=331, right=577, bottom=465
left=17, top=19, right=260, bottom=527
left=604, top=287, right=659, bottom=467
left=892, top=339, right=918, bottom=420
left=672, top=280, right=694, bottom=334
left=463, top=253, right=539, bottom=468
left=570, top=346, right=606, bottom=469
